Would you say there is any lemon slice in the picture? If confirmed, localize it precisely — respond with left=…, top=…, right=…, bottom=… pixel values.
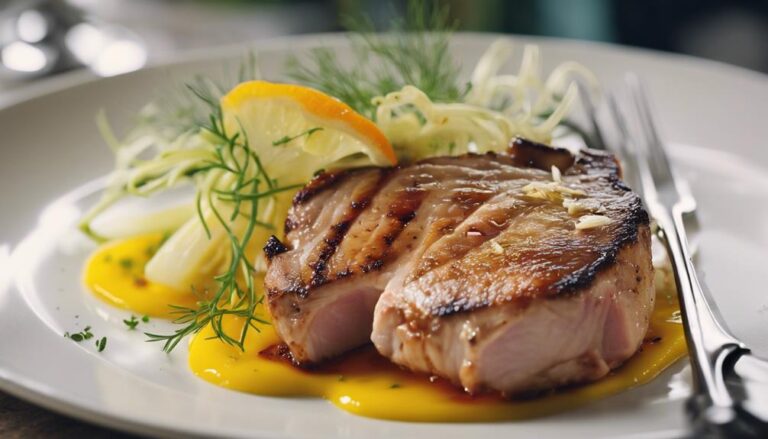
left=220, top=80, right=397, bottom=182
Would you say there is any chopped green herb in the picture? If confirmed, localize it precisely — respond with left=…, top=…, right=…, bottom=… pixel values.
left=124, top=315, right=139, bottom=330
left=66, top=326, right=94, bottom=342
left=141, top=315, right=150, bottom=323
left=272, top=127, right=323, bottom=146
left=96, top=337, right=107, bottom=352
left=313, top=168, right=326, bottom=177
left=118, top=258, right=134, bottom=270
left=391, top=103, right=427, bottom=125
left=389, top=383, right=402, bottom=389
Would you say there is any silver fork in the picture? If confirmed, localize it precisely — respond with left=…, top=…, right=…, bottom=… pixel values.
left=588, top=75, right=768, bottom=437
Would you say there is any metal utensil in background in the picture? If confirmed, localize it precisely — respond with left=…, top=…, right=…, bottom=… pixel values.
left=0, top=0, right=338, bottom=96
left=0, top=0, right=147, bottom=85
left=605, top=76, right=768, bottom=437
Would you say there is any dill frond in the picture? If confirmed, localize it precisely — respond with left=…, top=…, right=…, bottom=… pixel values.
left=144, top=105, right=300, bottom=352
left=135, top=52, right=259, bottom=140
left=285, top=0, right=467, bottom=119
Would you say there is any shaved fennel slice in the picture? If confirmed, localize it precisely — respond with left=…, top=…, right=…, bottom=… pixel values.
left=145, top=192, right=293, bottom=292
left=373, top=39, right=596, bottom=161
left=374, top=85, right=576, bottom=161
left=91, top=204, right=194, bottom=240
left=145, top=206, right=235, bottom=292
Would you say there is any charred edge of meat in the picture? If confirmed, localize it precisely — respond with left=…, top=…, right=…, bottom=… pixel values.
left=263, top=235, right=289, bottom=260
left=430, top=205, right=650, bottom=317
left=508, top=137, right=575, bottom=172
left=293, top=167, right=395, bottom=206
left=566, top=148, right=622, bottom=180
left=306, top=169, right=393, bottom=288
left=550, top=206, right=650, bottom=297
left=507, top=139, right=648, bottom=298
left=259, top=343, right=295, bottom=364
left=545, top=146, right=648, bottom=296
left=259, top=343, right=322, bottom=368
left=428, top=212, right=650, bottom=320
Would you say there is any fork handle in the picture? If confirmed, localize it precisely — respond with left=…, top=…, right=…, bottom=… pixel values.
left=660, top=207, right=768, bottom=436
left=687, top=348, right=768, bottom=437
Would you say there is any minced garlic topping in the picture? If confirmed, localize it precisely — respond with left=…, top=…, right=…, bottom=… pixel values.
left=575, top=214, right=613, bottom=230
left=523, top=170, right=611, bottom=229
left=522, top=181, right=586, bottom=202
left=563, top=198, right=606, bottom=216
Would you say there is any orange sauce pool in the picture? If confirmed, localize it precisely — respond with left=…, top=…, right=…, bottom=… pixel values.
left=85, top=233, right=687, bottom=422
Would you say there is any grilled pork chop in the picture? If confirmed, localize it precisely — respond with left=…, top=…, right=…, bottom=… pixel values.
left=264, top=138, right=653, bottom=395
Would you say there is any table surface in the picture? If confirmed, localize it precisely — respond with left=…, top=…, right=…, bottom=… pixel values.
left=0, top=391, right=138, bottom=438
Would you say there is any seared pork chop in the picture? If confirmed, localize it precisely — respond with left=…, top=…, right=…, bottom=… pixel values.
left=264, top=138, right=653, bottom=395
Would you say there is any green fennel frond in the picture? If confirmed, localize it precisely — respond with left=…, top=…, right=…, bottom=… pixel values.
left=285, top=0, right=467, bottom=119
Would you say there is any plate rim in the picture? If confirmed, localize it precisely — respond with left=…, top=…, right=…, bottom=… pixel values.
left=2, top=31, right=766, bottom=438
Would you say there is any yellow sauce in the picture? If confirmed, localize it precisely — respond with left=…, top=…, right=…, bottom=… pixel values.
left=83, top=233, right=199, bottom=317
left=85, top=234, right=687, bottom=422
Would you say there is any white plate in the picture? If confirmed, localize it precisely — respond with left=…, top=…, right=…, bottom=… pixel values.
left=1, top=34, right=767, bottom=439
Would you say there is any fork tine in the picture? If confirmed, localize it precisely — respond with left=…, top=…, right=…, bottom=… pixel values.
left=625, top=74, right=696, bottom=208
left=625, top=75, right=674, bottom=183
left=576, top=80, right=607, bottom=150
left=603, top=92, right=645, bottom=198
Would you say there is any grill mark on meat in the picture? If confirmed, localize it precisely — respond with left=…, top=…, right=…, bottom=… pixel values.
left=266, top=138, right=654, bottom=385
left=359, top=185, right=426, bottom=273
left=293, top=170, right=348, bottom=205
left=306, top=168, right=393, bottom=287
left=270, top=138, right=647, bottom=314
left=386, top=187, right=424, bottom=224
left=267, top=279, right=308, bottom=300
left=408, top=192, right=510, bottom=281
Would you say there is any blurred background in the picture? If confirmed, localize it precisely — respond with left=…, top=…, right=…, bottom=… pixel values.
left=1, top=0, right=767, bottom=94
